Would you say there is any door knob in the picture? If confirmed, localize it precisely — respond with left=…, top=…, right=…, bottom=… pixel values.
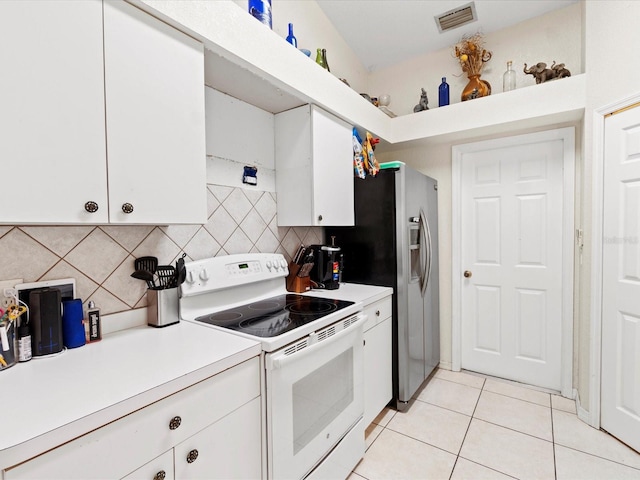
left=464, top=270, right=472, bottom=278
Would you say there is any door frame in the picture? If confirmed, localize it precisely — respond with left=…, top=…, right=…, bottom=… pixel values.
left=588, top=92, right=640, bottom=429
left=452, top=127, right=575, bottom=398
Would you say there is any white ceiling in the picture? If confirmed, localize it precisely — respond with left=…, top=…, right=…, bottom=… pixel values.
left=316, top=0, right=579, bottom=72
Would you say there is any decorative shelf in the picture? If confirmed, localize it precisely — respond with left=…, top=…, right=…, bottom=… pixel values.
left=133, top=0, right=585, bottom=148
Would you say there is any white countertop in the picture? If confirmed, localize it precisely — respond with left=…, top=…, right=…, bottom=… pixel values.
left=304, top=283, right=393, bottom=305
left=0, top=283, right=390, bottom=470
left=0, top=320, right=260, bottom=470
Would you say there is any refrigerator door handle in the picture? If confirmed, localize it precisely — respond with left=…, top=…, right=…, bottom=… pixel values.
left=419, top=209, right=431, bottom=297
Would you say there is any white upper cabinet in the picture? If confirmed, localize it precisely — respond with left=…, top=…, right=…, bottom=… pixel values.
left=0, top=0, right=206, bottom=225
left=103, top=0, right=206, bottom=224
left=275, top=105, right=354, bottom=226
left=0, top=0, right=108, bottom=223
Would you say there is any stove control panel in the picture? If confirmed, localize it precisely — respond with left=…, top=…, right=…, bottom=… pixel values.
left=180, top=253, right=289, bottom=298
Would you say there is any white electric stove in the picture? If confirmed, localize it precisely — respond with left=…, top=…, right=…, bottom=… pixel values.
left=179, top=253, right=366, bottom=480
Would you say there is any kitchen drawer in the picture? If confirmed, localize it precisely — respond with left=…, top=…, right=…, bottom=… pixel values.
left=5, top=357, right=260, bottom=480
left=121, top=449, right=174, bottom=480
left=362, top=296, right=392, bottom=332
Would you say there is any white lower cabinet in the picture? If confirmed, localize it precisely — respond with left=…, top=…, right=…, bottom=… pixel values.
left=173, top=397, right=261, bottom=480
left=4, top=358, right=260, bottom=480
left=123, top=398, right=261, bottom=480
left=122, top=450, right=175, bottom=480
left=362, top=296, right=393, bottom=427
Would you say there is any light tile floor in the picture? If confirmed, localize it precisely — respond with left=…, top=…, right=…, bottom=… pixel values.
left=349, top=369, right=640, bottom=480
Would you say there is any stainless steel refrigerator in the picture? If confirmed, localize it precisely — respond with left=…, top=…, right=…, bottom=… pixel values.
left=326, top=162, right=439, bottom=411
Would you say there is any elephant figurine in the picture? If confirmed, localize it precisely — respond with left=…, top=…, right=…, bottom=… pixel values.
left=413, top=88, right=429, bottom=112
left=523, top=62, right=556, bottom=84
left=551, top=61, right=571, bottom=79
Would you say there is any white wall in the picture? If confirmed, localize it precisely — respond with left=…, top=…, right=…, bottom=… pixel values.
left=205, top=87, right=276, bottom=191
left=578, top=0, right=640, bottom=412
left=367, top=3, right=582, bottom=117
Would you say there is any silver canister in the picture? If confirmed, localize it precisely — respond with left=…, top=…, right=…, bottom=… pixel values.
left=147, top=288, right=180, bottom=328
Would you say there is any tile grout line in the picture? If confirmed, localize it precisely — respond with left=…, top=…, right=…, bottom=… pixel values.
left=551, top=403, right=558, bottom=480
left=448, top=376, right=486, bottom=480
left=482, top=388, right=553, bottom=409
left=556, top=443, right=640, bottom=472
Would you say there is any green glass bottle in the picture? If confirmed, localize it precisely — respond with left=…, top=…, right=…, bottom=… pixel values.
left=315, top=48, right=327, bottom=69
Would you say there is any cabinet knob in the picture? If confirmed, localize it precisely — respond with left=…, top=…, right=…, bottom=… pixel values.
left=122, top=203, right=134, bottom=214
left=169, top=416, right=182, bottom=430
left=186, top=449, right=199, bottom=464
left=376, top=310, right=380, bottom=316
left=464, top=270, right=473, bottom=278
left=84, top=201, right=99, bottom=213
left=318, top=214, right=323, bottom=222
left=153, top=471, right=166, bottom=480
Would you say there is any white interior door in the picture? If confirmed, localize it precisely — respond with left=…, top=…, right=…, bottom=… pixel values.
left=458, top=132, right=569, bottom=391
left=601, top=105, right=640, bottom=452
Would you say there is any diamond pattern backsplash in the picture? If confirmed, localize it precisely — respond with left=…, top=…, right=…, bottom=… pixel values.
left=0, top=185, right=323, bottom=318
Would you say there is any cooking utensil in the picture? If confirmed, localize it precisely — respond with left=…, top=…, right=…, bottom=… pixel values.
left=155, top=265, right=176, bottom=289
left=293, top=244, right=306, bottom=265
left=131, top=269, right=155, bottom=288
left=134, top=256, right=158, bottom=288
left=297, top=262, right=314, bottom=277
left=175, top=253, right=187, bottom=286
left=134, top=256, right=158, bottom=274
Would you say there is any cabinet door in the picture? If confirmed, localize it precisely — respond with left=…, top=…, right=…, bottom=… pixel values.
left=121, top=449, right=174, bottom=480
left=174, top=397, right=262, bottom=480
left=275, top=105, right=353, bottom=226
left=103, top=0, right=206, bottom=224
left=310, top=106, right=354, bottom=226
left=0, top=0, right=108, bottom=223
left=363, top=317, right=392, bottom=427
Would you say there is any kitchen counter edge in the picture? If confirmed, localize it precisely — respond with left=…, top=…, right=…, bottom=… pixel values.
left=0, top=321, right=261, bottom=470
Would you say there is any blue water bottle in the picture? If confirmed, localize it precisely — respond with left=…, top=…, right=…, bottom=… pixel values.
left=248, top=0, right=272, bottom=29
left=439, top=77, right=450, bottom=107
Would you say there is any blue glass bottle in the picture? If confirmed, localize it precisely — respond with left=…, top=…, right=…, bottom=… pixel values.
left=439, top=77, right=450, bottom=107
left=286, top=23, right=297, bottom=47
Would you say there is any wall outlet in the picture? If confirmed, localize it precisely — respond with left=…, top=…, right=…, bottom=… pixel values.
left=0, top=279, right=23, bottom=309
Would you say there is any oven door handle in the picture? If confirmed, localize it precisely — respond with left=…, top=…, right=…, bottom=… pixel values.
left=269, top=316, right=366, bottom=370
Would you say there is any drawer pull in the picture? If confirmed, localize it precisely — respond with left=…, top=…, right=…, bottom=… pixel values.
left=186, top=449, right=199, bottom=463
left=122, top=202, right=134, bottom=214
left=169, top=416, right=182, bottom=430
left=153, top=470, right=166, bottom=480
left=376, top=309, right=380, bottom=316
left=84, top=201, right=99, bottom=213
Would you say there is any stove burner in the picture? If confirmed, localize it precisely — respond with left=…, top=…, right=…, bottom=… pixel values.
left=193, top=294, right=354, bottom=338
left=249, top=300, right=284, bottom=311
left=207, top=311, right=242, bottom=322
left=286, top=299, right=337, bottom=315
left=239, top=313, right=292, bottom=336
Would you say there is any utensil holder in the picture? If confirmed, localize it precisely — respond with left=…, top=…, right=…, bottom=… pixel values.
left=0, top=318, right=17, bottom=371
left=286, top=263, right=311, bottom=293
left=147, top=288, right=180, bottom=328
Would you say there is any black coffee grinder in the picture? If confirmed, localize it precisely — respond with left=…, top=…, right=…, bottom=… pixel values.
left=309, top=237, right=343, bottom=290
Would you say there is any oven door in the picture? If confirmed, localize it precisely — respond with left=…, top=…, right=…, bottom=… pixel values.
left=265, top=315, right=364, bottom=480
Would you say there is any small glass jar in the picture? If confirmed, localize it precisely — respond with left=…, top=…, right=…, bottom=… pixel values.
left=503, top=61, right=516, bottom=92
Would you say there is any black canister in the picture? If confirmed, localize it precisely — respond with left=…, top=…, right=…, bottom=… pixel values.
left=309, top=241, right=342, bottom=290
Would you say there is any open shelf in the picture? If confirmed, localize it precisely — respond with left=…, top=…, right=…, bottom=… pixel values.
left=133, top=0, right=585, bottom=148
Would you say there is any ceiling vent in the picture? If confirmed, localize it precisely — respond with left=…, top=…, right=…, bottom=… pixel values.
left=435, top=2, right=478, bottom=33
